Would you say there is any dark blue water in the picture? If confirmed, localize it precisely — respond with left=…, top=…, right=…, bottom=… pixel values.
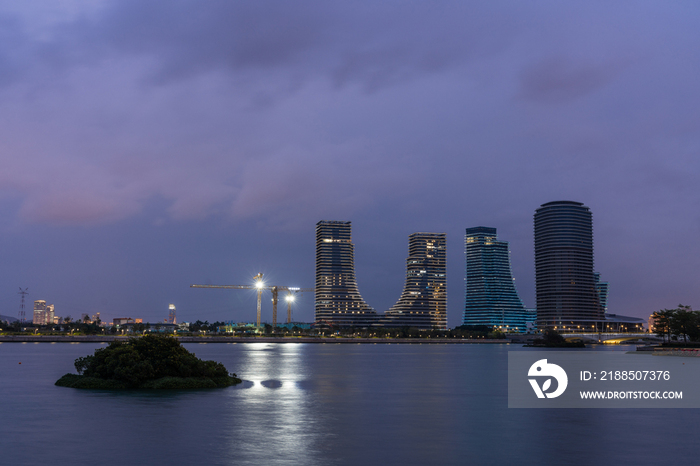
left=1, top=342, right=696, bottom=465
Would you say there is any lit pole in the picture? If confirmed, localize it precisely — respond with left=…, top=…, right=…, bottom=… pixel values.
left=255, top=273, right=264, bottom=327
left=286, top=293, right=295, bottom=324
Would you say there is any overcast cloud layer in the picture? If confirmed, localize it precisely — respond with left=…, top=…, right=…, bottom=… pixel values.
left=0, top=1, right=699, bottom=326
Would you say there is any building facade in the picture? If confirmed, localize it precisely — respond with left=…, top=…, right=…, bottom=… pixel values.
left=594, top=272, right=609, bottom=313
left=534, top=201, right=604, bottom=331
left=33, top=300, right=47, bottom=325
left=383, top=232, right=447, bottom=330
left=462, top=227, right=533, bottom=332
left=314, top=221, right=376, bottom=326
left=168, top=304, right=177, bottom=324
left=33, top=300, right=55, bottom=325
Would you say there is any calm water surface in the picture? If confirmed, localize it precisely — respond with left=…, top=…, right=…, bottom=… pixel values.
left=1, top=342, right=697, bottom=465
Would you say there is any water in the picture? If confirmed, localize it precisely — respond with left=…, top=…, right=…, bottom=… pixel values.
left=1, top=342, right=697, bottom=465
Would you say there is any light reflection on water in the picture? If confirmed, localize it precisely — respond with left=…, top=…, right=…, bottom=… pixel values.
left=1, top=342, right=698, bottom=466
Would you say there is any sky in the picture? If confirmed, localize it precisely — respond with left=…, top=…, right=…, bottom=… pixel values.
left=0, top=1, right=699, bottom=328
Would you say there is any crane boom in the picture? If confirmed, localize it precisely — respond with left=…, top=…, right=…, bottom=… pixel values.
left=191, top=285, right=256, bottom=290
left=190, top=276, right=313, bottom=328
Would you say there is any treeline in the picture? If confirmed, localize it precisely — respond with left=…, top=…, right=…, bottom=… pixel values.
left=189, top=320, right=227, bottom=332
left=652, top=305, right=699, bottom=343
left=0, top=320, right=105, bottom=335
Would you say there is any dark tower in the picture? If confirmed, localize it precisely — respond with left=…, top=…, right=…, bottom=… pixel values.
left=534, top=201, right=603, bottom=331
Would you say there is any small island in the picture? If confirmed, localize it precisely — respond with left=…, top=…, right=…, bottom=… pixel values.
left=524, top=329, right=586, bottom=348
left=56, top=334, right=242, bottom=389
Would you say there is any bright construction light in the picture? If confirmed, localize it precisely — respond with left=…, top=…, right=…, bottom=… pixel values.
left=286, top=295, right=295, bottom=302
left=255, top=281, right=264, bottom=289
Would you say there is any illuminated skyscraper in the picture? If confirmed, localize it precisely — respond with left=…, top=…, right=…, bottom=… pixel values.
left=534, top=201, right=604, bottom=330
left=463, top=227, right=532, bottom=332
left=46, top=304, right=55, bottom=325
left=383, top=232, right=447, bottom=330
left=32, top=300, right=55, bottom=325
left=33, top=300, right=47, bottom=325
left=168, top=304, right=177, bottom=324
left=315, top=221, right=376, bottom=326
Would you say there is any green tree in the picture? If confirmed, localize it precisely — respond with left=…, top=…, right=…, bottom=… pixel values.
left=652, top=309, right=674, bottom=343
left=669, top=305, right=699, bottom=343
left=73, top=334, right=234, bottom=388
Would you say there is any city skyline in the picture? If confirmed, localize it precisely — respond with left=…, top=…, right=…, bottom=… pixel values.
left=0, top=2, right=699, bottom=328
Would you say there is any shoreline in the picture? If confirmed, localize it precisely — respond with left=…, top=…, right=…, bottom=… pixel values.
left=0, top=335, right=508, bottom=344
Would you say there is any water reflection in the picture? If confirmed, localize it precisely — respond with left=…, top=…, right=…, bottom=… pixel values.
left=222, top=343, right=324, bottom=465
left=1, top=342, right=698, bottom=466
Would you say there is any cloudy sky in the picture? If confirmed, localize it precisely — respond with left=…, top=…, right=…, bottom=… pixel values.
left=1, top=1, right=698, bottom=327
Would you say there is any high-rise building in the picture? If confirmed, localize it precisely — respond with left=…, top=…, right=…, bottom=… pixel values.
left=46, top=304, right=55, bottom=326
left=32, top=300, right=56, bottom=326
left=463, top=227, right=533, bottom=332
left=33, top=300, right=47, bottom=325
left=594, top=272, right=609, bottom=313
left=315, top=221, right=376, bottom=326
left=168, top=304, right=177, bottom=324
left=534, top=201, right=604, bottom=331
left=383, top=232, right=447, bottom=330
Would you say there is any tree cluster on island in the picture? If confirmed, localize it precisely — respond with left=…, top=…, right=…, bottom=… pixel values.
left=56, top=334, right=242, bottom=389
left=652, top=305, right=700, bottom=344
left=526, top=329, right=586, bottom=348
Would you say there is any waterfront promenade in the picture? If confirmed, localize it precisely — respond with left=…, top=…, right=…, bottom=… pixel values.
left=0, top=335, right=508, bottom=344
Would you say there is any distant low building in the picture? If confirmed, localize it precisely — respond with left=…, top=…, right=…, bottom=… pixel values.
left=113, top=317, right=135, bottom=326
left=648, top=313, right=658, bottom=333
left=121, top=322, right=178, bottom=334
left=270, top=322, right=312, bottom=330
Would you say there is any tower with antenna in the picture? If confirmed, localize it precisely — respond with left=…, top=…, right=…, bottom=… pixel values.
left=18, top=288, right=28, bottom=323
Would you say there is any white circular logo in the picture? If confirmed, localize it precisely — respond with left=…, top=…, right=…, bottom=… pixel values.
left=528, top=359, right=568, bottom=399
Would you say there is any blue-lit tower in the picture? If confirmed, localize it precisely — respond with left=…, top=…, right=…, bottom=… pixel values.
left=463, top=227, right=532, bottom=332
left=594, top=272, right=609, bottom=313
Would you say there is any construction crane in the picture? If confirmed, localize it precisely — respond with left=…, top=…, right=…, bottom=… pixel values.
left=284, top=289, right=313, bottom=324
left=191, top=273, right=313, bottom=328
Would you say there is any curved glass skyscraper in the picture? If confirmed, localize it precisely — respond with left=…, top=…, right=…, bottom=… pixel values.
left=463, top=227, right=532, bottom=332
left=315, top=221, right=376, bottom=326
left=384, top=232, right=447, bottom=330
left=534, top=201, right=604, bottom=330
